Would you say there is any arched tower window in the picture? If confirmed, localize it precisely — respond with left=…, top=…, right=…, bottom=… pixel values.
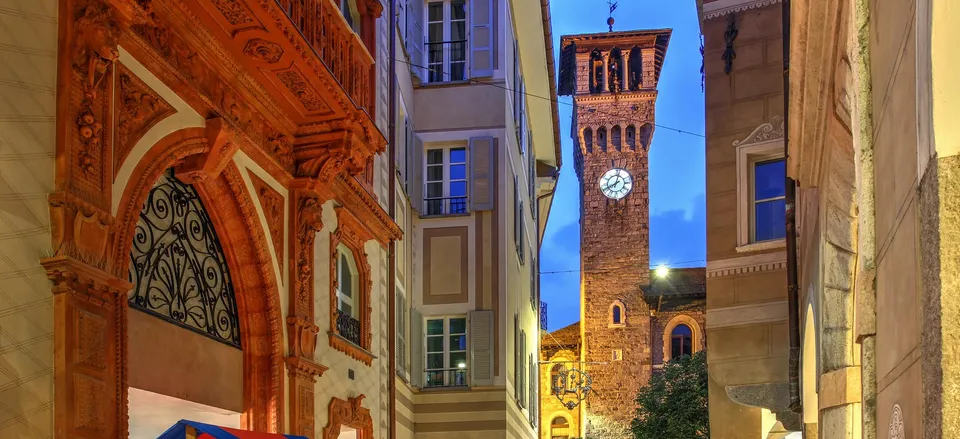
left=589, top=49, right=604, bottom=93
left=597, top=127, right=607, bottom=151
left=608, top=48, right=623, bottom=93
left=129, top=169, right=242, bottom=348
left=550, top=363, right=565, bottom=392
left=551, top=416, right=571, bottom=439
left=612, top=125, right=622, bottom=151
left=629, top=47, right=643, bottom=90
left=582, top=127, right=593, bottom=153
left=626, top=125, right=637, bottom=150
left=671, top=324, right=693, bottom=359
left=640, top=123, right=653, bottom=150
left=609, top=300, right=625, bottom=327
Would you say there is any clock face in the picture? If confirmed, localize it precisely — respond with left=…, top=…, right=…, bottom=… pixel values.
left=599, top=168, right=633, bottom=200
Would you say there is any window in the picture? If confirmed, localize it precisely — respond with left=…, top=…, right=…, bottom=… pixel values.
left=335, top=244, right=362, bottom=346
left=424, top=147, right=467, bottom=215
left=752, top=158, right=786, bottom=242
left=518, top=329, right=527, bottom=407
left=671, top=324, right=693, bottom=360
left=735, top=119, right=786, bottom=252
left=425, top=316, right=467, bottom=387
left=550, top=364, right=565, bottom=392
left=609, top=300, right=625, bottom=327
left=426, top=0, right=467, bottom=83
left=339, top=0, right=361, bottom=33
left=551, top=417, right=571, bottom=439
left=612, top=349, right=623, bottom=361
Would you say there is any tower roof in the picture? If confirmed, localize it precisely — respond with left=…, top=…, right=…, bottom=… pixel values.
left=558, top=28, right=672, bottom=96
left=641, top=267, right=707, bottom=304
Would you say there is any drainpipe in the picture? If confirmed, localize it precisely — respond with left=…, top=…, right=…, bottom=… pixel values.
left=781, top=0, right=802, bottom=414
left=387, top=0, right=398, bottom=436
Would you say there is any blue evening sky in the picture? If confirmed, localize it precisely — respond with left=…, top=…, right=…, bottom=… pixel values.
left=540, top=1, right=706, bottom=331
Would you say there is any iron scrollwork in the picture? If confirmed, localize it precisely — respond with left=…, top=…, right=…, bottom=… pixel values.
left=129, top=169, right=242, bottom=348
left=336, top=310, right=362, bottom=346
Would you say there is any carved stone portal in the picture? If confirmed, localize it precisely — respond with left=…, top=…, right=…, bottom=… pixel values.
left=322, top=395, right=374, bottom=439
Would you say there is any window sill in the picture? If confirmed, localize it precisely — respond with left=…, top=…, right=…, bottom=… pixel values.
left=416, top=79, right=472, bottom=88
left=607, top=323, right=626, bottom=329
left=329, top=332, right=376, bottom=366
left=735, top=239, right=786, bottom=254
left=420, top=212, right=471, bottom=219
left=419, top=384, right=471, bottom=392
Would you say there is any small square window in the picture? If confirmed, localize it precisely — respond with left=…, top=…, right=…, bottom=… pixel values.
left=612, top=349, right=623, bottom=361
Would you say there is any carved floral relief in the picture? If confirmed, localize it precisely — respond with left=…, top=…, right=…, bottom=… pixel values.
left=115, top=62, right=175, bottom=177
left=249, top=170, right=286, bottom=268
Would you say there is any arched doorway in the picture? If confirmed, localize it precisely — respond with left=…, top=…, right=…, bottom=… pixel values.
left=113, top=128, right=284, bottom=434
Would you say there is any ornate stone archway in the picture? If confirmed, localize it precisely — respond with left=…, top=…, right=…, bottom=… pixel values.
left=112, top=126, right=285, bottom=432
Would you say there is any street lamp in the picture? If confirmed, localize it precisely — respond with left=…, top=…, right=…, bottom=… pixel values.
left=655, top=264, right=669, bottom=278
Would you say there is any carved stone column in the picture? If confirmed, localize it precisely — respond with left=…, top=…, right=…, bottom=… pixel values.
left=602, top=53, right=610, bottom=93
left=285, top=187, right=330, bottom=438
left=43, top=256, right=133, bottom=439
left=622, top=52, right=630, bottom=90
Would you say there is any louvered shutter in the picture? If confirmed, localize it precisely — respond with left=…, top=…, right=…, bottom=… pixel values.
left=469, top=310, right=494, bottom=385
left=469, top=136, right=495, bottom=211
left=470, top=0, right=494, bottom=77
left=411, top=309, right=424, bottom=387
left=529, top=354, right=537, bottom=425
left=407, top=0, right=424, bottom=80
left=514, top=314, right=521, bottom=399
left=519, top=329, right=527, bottom=408
left=409, top=133, right=424, bottom=213
left=396, top=291, right=406, bottom=374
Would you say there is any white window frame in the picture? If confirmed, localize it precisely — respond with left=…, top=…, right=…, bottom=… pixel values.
left=336, top=244, right=359, bottom=317
left=424, top=145, right=468, bottom=215
left=425, top=0, right=468, bottom=83
left=736, top=139, right=787, bottom=253
left=424, top=315, right=468, bottom=387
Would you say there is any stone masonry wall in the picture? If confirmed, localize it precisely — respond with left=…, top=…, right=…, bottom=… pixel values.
left=651, top=305, right=707, bottom=368
left=575, top=94, right=655, bottom=439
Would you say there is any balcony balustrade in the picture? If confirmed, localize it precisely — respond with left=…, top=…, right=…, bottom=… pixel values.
left=276, top=0, right=374, bottom=114
left=336, top=310, right=363, bottom=346
left=424, top=368, right=468, bottom=388
left=423, top=196, right=468, bottom=216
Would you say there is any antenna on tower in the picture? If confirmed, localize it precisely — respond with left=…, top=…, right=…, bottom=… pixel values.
left=607, top=0, right=618, bottom=31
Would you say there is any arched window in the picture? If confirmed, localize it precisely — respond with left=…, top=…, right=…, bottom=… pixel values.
left=550, top=364, right=565, bottom=392
left=629, top=47, right=643, bottom=90
left=551, top=416, right=571, bottom=439
left=336, top=244, right=360, bottom=318
left=626, top=125, right=637, bottom=150
left=612, top=125, right=622, bottom=151
left=582, top=127, right=593, bottom=153
left=671, top=324, right=693, bottom=359
left=589, top=49, right=604, bottom=93
left=609, top=300, right=625, bottom=327
left=129, top=169, right=242, bottom=348
left=597, top=127, right=607, bottom=151
left=608, top=48, right=623, bottom=93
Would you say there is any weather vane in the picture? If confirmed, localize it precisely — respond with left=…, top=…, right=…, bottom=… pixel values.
left=607, top=0, right=618, bottom=31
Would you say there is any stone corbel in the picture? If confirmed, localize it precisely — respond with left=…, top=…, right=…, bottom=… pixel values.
left=175, top=117, right=241, bottom=183
left=725, top=383, right=801, bottom=431
left=293, top=130, right=371, bottom=186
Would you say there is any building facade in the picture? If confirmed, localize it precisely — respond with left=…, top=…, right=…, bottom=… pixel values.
left=702, top=0, right=960, bottom=437
left=392, top=0, right=561, bottom=437
left=0, top=0, right=558, bottom=438
left=536, top=28, right=706, bottom=438
left=788, top=0, right=960, bottom=437
left=697, top=0, right=796, bottom=437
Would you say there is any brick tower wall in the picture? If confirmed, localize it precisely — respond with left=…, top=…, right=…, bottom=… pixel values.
left=575, top=97, right=655, bottom=438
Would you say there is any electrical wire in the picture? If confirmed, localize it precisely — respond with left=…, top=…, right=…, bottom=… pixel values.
left=393, top=57, right=706, bottom=139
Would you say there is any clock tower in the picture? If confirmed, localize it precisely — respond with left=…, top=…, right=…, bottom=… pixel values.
left=558, top=28, right=672, bottom=438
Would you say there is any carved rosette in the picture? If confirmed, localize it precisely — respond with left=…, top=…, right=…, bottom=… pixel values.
left=243, top=38, right=284, bottom=64
left=322, top=395, right=374, bottom=439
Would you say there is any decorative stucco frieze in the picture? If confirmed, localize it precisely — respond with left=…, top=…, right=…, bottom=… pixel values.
left=703, top=0, right=783, bottom=20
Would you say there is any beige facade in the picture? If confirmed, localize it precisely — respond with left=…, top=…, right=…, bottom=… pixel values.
left=392, top=0, right=560, bottom=437
left=700, top=0, right=795, bottom=436
left=703, top=0, right=960, bottom=437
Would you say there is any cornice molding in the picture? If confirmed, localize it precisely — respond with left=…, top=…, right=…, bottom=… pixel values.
left=703, top=0, right=783, bottom=20
left=707, top=251, right=786, bottom=278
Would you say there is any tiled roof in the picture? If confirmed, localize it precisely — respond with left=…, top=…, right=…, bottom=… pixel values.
left=642, top=267, right=707, bottom=299
left=542, top=321, right=580, bottom=348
